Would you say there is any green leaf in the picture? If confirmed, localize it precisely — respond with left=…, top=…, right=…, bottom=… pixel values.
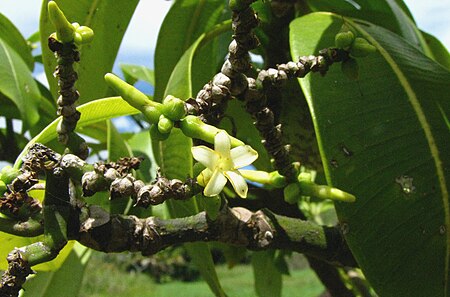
left=290, top=13, right=450, bottom=297
left=219, top=100, right=271, bottom=170
left=39, top=0, right=139, bottom=103
left=420, top=30, right=450, bottom=70
left=0, top=13, right=34, bottom=70
left=392, top=0, right=416, bottom=22
left=305, top=0, right=426, bottom=53
left=126, top=130, right=157, bottom=182
left=21, top=243, right=91, bottom=296
left=120, top=63, right=155, bottom=86
left=165, top=35, right=205, bottom=99
left=107, top=120, right=132, bottom=162
left=252, top=250, right=282, bottom=297
left=0, top=39, right=40, bottom=128
left=279, top=80, right=322, bottom=169
left=14, top=97, right=139, bottom=168
left=155, top=30, right=227, bottom=297
left=154, top=0, right=227, bottom=101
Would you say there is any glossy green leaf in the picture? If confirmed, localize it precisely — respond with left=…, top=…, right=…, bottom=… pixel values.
left=279, top=80, right=322, bottom=169
left=305, top=0, right=427, bottom=53
left=39, top=0, right=139, bottom=103
left=252, top=250, right=282, bottom=297
left=219, top=100, right=271, bottom=170
left=165, top=36, right=205, bottom=99
left=21, top=243, right=91, bottom=296
left=126, top=130, right=156, bottom=182
left=155, top=31, right=227, bottom=297
left=154, top=0, right=227, bottom=101
left=191, top=20, right=230, bottom=93
left=0, top=39, right=40, bottom=128
left=393, top=0, right=416, bottom=22
left=14, top=97, right=139, bottom=168
left=0, top=13, right=34, bottom=70
left=290, top=13, right=450, bottom=297
left=120, top=63, right=155, bottom=86
left=421, top=30, right=450, bottom=70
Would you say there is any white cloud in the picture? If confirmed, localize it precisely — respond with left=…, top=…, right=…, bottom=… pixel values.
left=119, top=1, right=171, bottom=52
left=0, top=1, right=41, bottom=38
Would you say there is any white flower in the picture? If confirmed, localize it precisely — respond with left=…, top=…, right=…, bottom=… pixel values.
left=191, top=131, right=258, bottom=198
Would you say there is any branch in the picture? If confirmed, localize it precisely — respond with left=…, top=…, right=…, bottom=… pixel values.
left=73, top=205, right=356, bottom=267
left=0, top=215, right=43, bottom=237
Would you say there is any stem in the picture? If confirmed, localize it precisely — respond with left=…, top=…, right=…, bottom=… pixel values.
left=0, top=215, right=43, bottom=237
left=74, top=205, right=356, bottom=267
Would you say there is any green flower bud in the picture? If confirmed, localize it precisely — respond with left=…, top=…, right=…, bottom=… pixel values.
left=150, top=124, right=170, bottom=141
left=350, top=37, right=376, bottom=58
left=73, top=32, right=83, bottom=45
left=297, top=172, right=312, bottom=183
left=284, top=183, right=300, bottom=204
left=341, top=58, right=359, bottom=80
left=142, top=105, right=162, bottom=124
left=105, top=73, right=163, bottom=124
left=269, top=171, right=287, bottom=188
left=1, top=166, right=20, bottom=184
left=158, top=115, right=174, bottom=134
left=71, top=22, right=80, bottom=30
left=335, top=31, right=355, bottom=49
left=298, top=181, right=356, bottom=203
left=74, top=26, right=94, bottom=45
left=162, top=95, right=186, bottom=121
left=48, top=1, right=75, bottom=43
left=340, top=23, right=356, bottom=36
left=180, top=115, right=244, bottom=147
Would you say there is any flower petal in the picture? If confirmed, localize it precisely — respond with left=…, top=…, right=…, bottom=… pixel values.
left=191, top=146, right=219, bottom=170
left=224, top=170, right=248, bottom=198
left=214, top=130, right=231, bottom=157
left=230, top=145, right=258, bottom=168
left=204, top=169, right=227, bottom=197
left=197, top=168, right=213, bottom=186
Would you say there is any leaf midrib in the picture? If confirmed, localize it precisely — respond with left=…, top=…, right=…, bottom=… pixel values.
left=349, top=18, right=450, bottom=294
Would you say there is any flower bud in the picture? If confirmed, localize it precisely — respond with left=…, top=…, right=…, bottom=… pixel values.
left=71, top=22, right=80, bottom=30
left=335, top=31, right=355, bottom=49
left=269, top=171, right=287, bottom=188
left=150, top=124, right=170, bottom=141
left=180, top=115, right=244, bottom=147
left=48, top=1, right=75, bottom=43
left=162, top=95, right=186, bottom=121
left=158, top=114, right=174, bottom=134
left=105, top=73, right=163, bottom=124
left=350, top=38, right=376, bottom=58
left=74, top=26, right=94, bottom=45
left=1, top=166, right=20, bottom=184
left=284, top=183, right=300, bottom=204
